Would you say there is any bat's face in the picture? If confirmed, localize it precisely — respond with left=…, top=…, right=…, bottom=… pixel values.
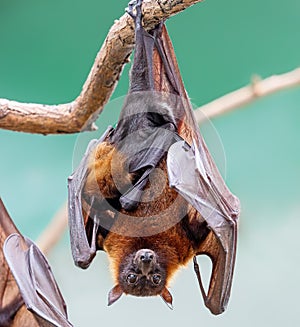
left=118, top=249, right=166, bottom=296
left=108, top=248, right=173, bottom=307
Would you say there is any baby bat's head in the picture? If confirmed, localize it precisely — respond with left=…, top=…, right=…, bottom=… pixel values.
left=107, top=248, right=173, bottom=308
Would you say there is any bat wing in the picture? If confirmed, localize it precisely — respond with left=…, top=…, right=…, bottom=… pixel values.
left=0, top=198, right=39, bottom=326
left=142, top=25, right=240, bottom=314
left=4, top=233, right=73, bottom=327
left=167, top=141, right=239, bottom=314
left=68, top=126, right=113, bottom=268
left=107, top=23, right=188, bottom=211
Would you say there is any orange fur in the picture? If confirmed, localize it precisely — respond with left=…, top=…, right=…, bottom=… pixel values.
left=101, top=158, right=196, bottom=287
left=103, top=222, right=195, bottom=286
left=83, top=142, right=133, bottom=200
left=83, top=145, right=201, bottom=290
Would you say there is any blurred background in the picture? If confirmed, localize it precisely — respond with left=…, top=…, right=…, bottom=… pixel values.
left=0, top=0, right=300, bottom=325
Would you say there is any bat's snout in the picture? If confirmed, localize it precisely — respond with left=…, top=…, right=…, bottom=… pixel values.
left=135, top=249, right=155, bottom=263
left=134, top=249, right=157, bottom=274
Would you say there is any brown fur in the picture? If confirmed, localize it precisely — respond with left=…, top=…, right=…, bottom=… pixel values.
left=103, top=222, right=195, bottom=286
left=83, top=142, right=207, bottom=296
left=83, top=142, right=134, bottom=201
left=96, top=156, right=197, bottom=288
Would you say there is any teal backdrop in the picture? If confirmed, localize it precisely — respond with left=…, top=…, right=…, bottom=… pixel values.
left=0, top=0, right=300, bottom=325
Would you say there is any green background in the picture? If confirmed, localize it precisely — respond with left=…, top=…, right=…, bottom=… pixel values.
left=1, top=0, right=300, bottom=325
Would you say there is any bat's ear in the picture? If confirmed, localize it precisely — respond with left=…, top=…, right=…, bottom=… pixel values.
left=160, top=287, right=173, bottom=310
left=108, top=284, right=123, bottom=306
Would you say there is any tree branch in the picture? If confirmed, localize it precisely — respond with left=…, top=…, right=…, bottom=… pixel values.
left=194, top=67, right=300, bottom=123
left=0, top=0, right=202, bottom=135
left=35, top=202, right=68, bottom=256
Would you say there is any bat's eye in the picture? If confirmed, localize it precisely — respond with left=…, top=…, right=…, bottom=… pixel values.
left=127, top=273, right=138, bottom=284
left=152, top=274, right=161, bottom=285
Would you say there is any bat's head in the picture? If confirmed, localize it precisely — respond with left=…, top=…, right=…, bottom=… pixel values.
left=108, top=248, right=173, bottom=308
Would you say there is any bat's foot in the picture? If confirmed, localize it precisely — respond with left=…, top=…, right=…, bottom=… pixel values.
left=152, top=21, right=165, bottom=38
left=126, top=0, right=143, bottom=22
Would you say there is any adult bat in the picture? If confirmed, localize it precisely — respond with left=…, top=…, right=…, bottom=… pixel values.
left=68, top=0, right=240, bottom=315
left=0, top=198, right=73, bottom=327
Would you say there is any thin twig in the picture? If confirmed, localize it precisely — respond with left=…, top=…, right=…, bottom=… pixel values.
left=35, top=202, right=68, bottom=256
left=194, top=67, right=300, bottom=123
left=0, top=0, right=202, bottom=135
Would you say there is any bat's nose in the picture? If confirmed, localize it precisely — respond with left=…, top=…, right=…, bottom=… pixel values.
left=135, top=249, right=156, bottom=265
left=140, top=251, right=154, bottom=263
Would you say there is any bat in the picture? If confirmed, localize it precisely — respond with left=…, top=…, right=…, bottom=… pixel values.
left=68, top=0, right=240, bottom=315
left=0, top=198, right=73, bottom=327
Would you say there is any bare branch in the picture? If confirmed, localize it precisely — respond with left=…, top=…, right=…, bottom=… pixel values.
left=35, top=202, right=68, bottom=256
left=195, top=67, right=300, bottom=123
left=0, top=0, right=202, bottom=135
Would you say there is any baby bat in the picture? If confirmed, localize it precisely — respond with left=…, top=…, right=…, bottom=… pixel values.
left=0, top=198, right=73, bottom=327
left=68, top=0, right=240, bottom=315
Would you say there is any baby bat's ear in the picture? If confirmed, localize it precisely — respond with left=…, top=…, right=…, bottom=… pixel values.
left=160, top=287, right=173, bottom=310
left=108, top=284, right=123, bottom=306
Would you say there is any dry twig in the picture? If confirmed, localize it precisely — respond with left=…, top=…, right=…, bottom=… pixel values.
left=35, top=202, right=68, bottom=255
left=194, top=68, right=300, bottom=122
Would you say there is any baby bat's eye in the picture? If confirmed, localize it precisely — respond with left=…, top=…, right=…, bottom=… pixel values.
left=127, top=273, right=138, bottom=284
left=152, top=274, right=161, bottom=285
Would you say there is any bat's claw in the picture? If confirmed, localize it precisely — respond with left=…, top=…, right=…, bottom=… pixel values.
left=126, top=0, right=143, bottom=22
